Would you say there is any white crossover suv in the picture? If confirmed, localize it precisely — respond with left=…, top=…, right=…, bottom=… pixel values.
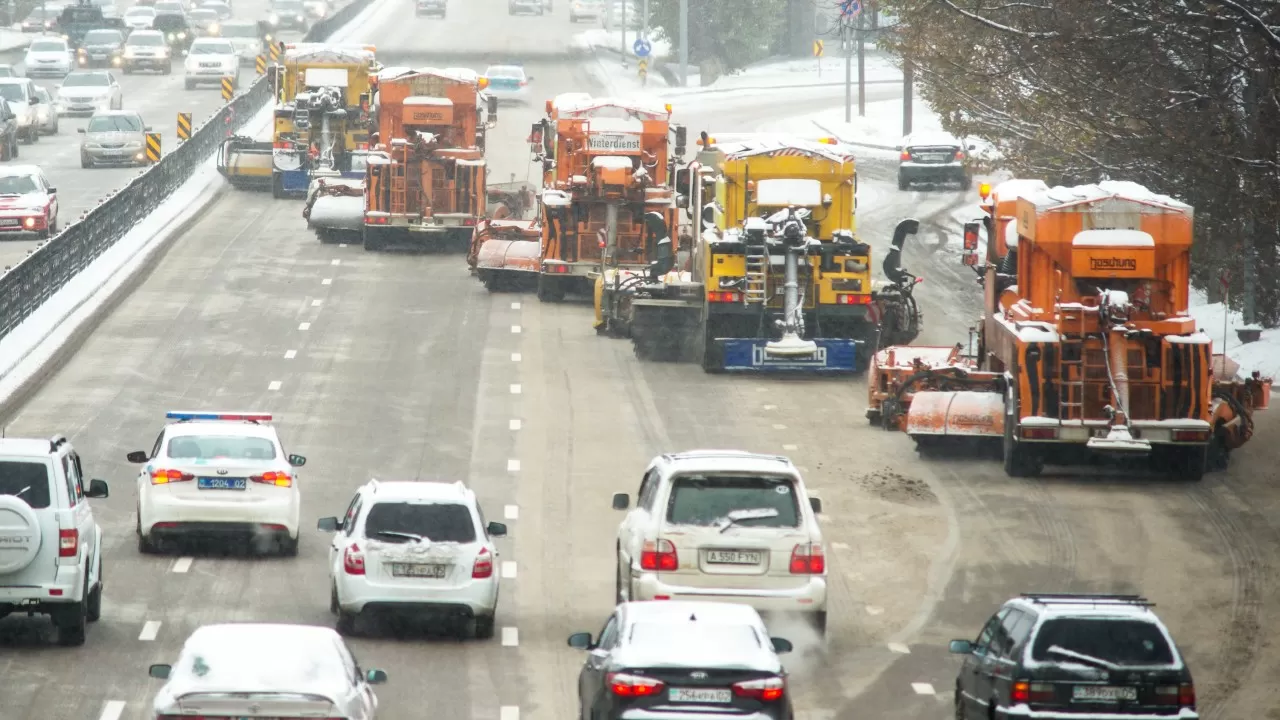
left=183, top=37, right=239, bottom=90
left=128, top=411, right=306, bottom=555
left=319, top=479, right=508, bottom=639
left=612, top=450, right=830, bottom=635
left=0, top=435, right=110, bottom=646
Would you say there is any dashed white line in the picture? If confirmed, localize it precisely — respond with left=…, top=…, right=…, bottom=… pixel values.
left=299, top=322, right=311, bottom=331
left=312, top=299, right=323, bottom=307
left=888, top=642, right=911, bottom=654
left=331, top=259, right=341, bottom=266
left=507, top=459, right=521, bottom=472
left=268, top=381, right=282, bottom=391
left=510, top=384, right=522, bottom=395
left=339, top=243, right=348, bottom=248
left=511, top=352, right=522, bottom=362
left=763, top=404, right=777, bottom=410
left=502, top=627, right=519, bottom=646
left=911, top=682, right=936, bottom=695
left=773, top=424, right=787, bottom=430
left=502, top=561, right=517, bottom=579
left=139, top=620, right=161, bottom=641
left=832, top=542, right=850, bottom=550
left=509, top=418, right=522, bottom=431
left=511, top=325, right=522, bottom=334
left=865, top=605, right=884, bottom=616
left=510, top=302, right=521, bottom=310
left=504, top=504, right=519, bottom=520
left=98, top=700, right=126, bottom=720
left=284, top=349, right=297, bottom=359
left=322, top=278, right=332, bottom=285
left=172, top=557, right=193, bottom=573
left=500, top=707, right=519, bottom=720
left=782, top=443, right=798, bottom=450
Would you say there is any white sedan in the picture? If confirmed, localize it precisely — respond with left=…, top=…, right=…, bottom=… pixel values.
left=481, top=64, right=532, bottom=104
left=23, top=37, right=73, bottom=78
left=123, top=5, right=157, bottom=29
left=184, top=37, right=239, bottom=89
left=128, top=411, right=305, bottom=555
left=54, top=70, right=122, bottom=116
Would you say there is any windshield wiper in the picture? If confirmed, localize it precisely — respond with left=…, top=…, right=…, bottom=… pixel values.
left=372, top=530, right=424, bottom=543
left=1045, top=646, right=1119, bottom=670
left=718, top=507, right=780, bottom=533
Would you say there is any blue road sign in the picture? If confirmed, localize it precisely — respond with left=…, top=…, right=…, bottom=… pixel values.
left=840, top=0, right=861, bottom=17
left=633, top=37, right=652, bottom=57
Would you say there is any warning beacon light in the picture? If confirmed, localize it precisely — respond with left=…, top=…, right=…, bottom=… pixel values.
left=978, top=181, right=992, bottom=201
left=165, top=411, right=274, bottom=423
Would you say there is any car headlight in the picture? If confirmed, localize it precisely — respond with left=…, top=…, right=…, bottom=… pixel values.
left=268, top=13, right=278, bottom=22
left=177, top=31, right=187, bottom=39
left=295, top=14, right=303, bottom=20
left=209, top=23, right=219, bottom=33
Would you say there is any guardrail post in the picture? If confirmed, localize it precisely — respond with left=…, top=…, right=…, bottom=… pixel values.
left=176, top=112, right=192, bottom=142
left=145, top=132, right=161, bottom=163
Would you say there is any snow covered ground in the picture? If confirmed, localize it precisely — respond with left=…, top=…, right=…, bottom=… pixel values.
left=1188, top=293, right=1280, bottom=381
left=572, top=28, right=672, bottom=59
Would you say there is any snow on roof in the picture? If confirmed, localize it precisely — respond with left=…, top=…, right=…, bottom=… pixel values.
left=992, top=179, right=1049, bottom=203
left=0, top=164, right=40, bottom=177
left=404, top=96, right=453, bottom=107
left=903, top=131, right=962, bottom=148
left=756, top=178, right=822, bottom=207
left=550, top=91, right=593, bottom=110
left=1004, top=219, right=1020, bottom=249
left=413, top=66, right=479, bottom=84
left=555, top=95, right=669, bottom=118
left=0, top=438, right=57, bottom=458
left=714, top=136, right=855, bottom=163
left=165, top=624, right=349, bottom=698
left=367, top=479, right=471, bottom=501
left=441, top=66, right=478, bottom=81
left=1025, top=181, right=1192, bottom=213
left=587, top=117, right=645, bottom=134
left=592, top=156, right=633, bottom=170
left=1072, top=229, right=1155, bottom=247
left=284, top=44, right=374, bottom=62
left=614, top=602, right=780, bottom=672
left=377, top=66, right=414, bottom=80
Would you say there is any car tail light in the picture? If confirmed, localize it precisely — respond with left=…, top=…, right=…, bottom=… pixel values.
left=1172, top=429, right=1210, bottom=442
left=365, top=214, right=388, bottom=225
left=519, top=79, right=528, bottom=87
left=59, top=528, right=78, bottom=558
left=607, top=672, right=665, bottom=697
left=150, top=468, right=194, bottom=484
left=732, top=675, right=785, bottom=701
left=639, top=539, right=677, bottom=571
left=250, top=471, right=292, bottom=487
left=542, top=262, right=569, bottom=274
left=1179, top=683, right=1195, bottom=707
left=836, top=293, right=871, bottom=305
left=343, top=543, right=365, bottom=575
left=899, top=150, right=911, bottom=161
left=707, top=290, right=741, bottom=303
left=789, top=543, right=824, bottom=574
left=1011, top=681, right=1054, bottom=703
left=473, top=547, right=493, bottom=578
left=1020, top=426, right=1058, bottom=440
left=954, top=150, right=965, bottom=160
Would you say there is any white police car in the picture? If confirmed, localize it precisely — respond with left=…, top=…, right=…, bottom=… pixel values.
left=128, top=411, right=305, bottom=556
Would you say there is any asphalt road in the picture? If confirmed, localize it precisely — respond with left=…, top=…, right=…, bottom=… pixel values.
left=0, top=0, right=312, bottom=272
left=2, top=0, right=1279, bottom=719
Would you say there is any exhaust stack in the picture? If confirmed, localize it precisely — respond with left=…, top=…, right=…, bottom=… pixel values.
left=766, top=212, right=817, bottom=358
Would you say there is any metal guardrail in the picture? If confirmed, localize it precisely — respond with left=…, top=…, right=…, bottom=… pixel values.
left=0, top=0, right=371, bottom=340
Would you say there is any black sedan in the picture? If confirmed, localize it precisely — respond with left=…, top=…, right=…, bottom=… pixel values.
left=77, top=28, right=126, bottom=68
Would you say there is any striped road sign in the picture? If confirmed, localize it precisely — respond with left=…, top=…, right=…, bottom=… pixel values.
left=269, top=41, right=281, bottom=63
left=176, top=112, right=191, bottom=141
left=221, top=76, right=234, bottom=101
left=255, top=54, right=266, bottom=75
left=145, top=132, right=161, bottom=163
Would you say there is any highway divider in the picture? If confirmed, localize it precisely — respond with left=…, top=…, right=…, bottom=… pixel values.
left=0, top=0, right=370, bottom=340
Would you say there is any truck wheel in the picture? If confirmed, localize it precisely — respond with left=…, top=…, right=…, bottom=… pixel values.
left=363, top=227, right=385, bottom=251
left=537, top=276, right=564, bottom=302
left=271, top=173, right=284, bottom=199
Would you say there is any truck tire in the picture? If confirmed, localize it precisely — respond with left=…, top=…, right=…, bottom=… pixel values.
left=537, top=275, right=564, bottom=302
left=0, top=495, right=41, bottom=572
left=363, top=226, right=386, bottom=251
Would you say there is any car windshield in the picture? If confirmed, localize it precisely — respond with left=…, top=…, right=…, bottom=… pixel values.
left=87, top=114, right=142, bottom=132
left=0, top=175, right=39, bottom=194
left=129, top=34, right=165, bottom=46
left=35, top=87, right=50, bottom=101
left=126, top=7, right=154, bottom=16
left=30, top=41, right=66, bottom=51
left=486, top=66, right=523, bottom=79
left=167, top=435, right=277, bottom=460
left=26, top=8, right=54, bottom=19
left=63, top=73, right=109, bottom=87
left=85, top=30, right=123, bottom=43
left=155, top=2, right=183, bottom=11
left=0, top=67, right=14, bottom=78
left=0, top=460, right=51, bottom=509
left=191, top=42, right=232, bottom=54
left=629, top=622, right=763, bottom=655
left=0, top=85, right=24, bottom=102
left=364, top=502, right=476, bottom=543
left=665, top=474, right=800, bottom=528
left=191, top=10, right=215, bottom=21
left=221, top=24, right=257, bottom=36
left=1030, top=619, right=1175, bottom=666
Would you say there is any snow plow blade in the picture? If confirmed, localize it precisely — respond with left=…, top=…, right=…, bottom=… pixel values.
left=472, top=219, right=541, bottom=291
left=303, top=177, right=365, bottom=243
left=217, top=136, right=274, bottom=191
left=904, top=391, right=1005, bottom=439
left=716, top=338, right=859, bottom=373
left=628, top=298, right=702, bottom=362
left=486, top=181, right=538, bottom=220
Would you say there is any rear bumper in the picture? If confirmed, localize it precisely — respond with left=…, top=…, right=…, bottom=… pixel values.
left=1002, top=707, right=1198, bottom=720
left=619, top=712, right=783, bottom=720
left=335, top=573, right=498, bottom=615
left=146, top=520, right=297, bottom=542
left=0, top=565, right=88, bottom=608
left=632, top=572, right=827, bottom=612
left=141, top=491, right=300, bottom=537
left=1017, top=419, right=1213, bottom=446
left=899, top=163, right=966, bottom=181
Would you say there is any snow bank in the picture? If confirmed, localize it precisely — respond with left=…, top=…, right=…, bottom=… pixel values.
left=805, top=97, right=1000, bottom=165
left=1187, top=292, right=1280, bottom=381
left=573, top=28, right=671, bottom=58
left=0, top=29, right=32, bottom=52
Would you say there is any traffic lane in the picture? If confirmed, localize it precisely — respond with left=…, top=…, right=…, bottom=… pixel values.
left=354, top=0, right=587, bottom=60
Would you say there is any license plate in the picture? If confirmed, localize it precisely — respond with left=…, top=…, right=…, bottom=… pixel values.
left=669, top=687, right=732, bottom=703
left=104, top=150, right=124, bottom=156
left=197, top=476, right=247, bottom=490
left=706, top=549, right=763, bottom=564
left=921, top=153, right=949, bottom=162
left=200, top=62, right=220, bottom=67
left=1073, top=685, right=1138, bottom=702
left=391, top=563, right=447, bottom=578
left=0, top=219, right=19, bottom=227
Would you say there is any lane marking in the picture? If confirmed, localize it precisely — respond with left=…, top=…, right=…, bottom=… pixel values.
left=865, top=605, right=884, bottom=615
left=511, top=352, right=522, bottom=362
left=172, top=557, right=193, bottom=573
left=888, top=642, right=911, bottom=654
left=509, top=419, right=522, bottom=431
left=139, top=620, right=161, bottom=641
left=339, top=243, right=348, bottom=248
left=773, top=424, right=787, bottom=430
left=284, top=350, right=297, bottom=359
left=510, top=384, right=522, bottom=395
left=782, top=444, right=798, bottom=450
left=312, top=299, right=323, bottom=307
left=763, top=404, right=777, bottom=410
left=832, top=542, right=850, bottom=550
left=502, top=561, right=517, bottom=579
left=331, top=259, right=341, bottom=266
left=507, top=459, right=521, bottom=472
left=511, top=325, right=522, bottom=334
left=504, top=504, right=519, bottom=520
left=299, top=322, right=311, bottom=331
left=511, top=302, right=521, bottom=310
left=757, top=387, right=768, bottom=392
left=911, top=682, right=935, bottom=695
left=500, top=707, right=519, bottom=720
left=268, top=381, right=282, bottom=391
left=99, top=701, right=126, bottom=720
left=502, top=627, right=519, bottom=646
left=322, top=278, right=332, bottom=285
left=799, top=466, right=809, bottom=473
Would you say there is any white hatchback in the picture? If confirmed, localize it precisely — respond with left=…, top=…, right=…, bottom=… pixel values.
left=319, top=479, right=507, bottom=639
left=129, top=411, right=305, bottom=555
left=612, top=450, right=830, bottom=635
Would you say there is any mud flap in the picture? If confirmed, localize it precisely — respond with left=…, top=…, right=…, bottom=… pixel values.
left=904, top=391, right=1005, bottom=438
left=716, top=338, right=858, bottom=373
left=631, top=301, right=702, bottom=361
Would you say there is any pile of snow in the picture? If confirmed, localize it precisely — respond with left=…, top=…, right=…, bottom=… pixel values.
left=573, top=29, right=671, bottom=58
left=0, top=29, right=32, bottom=52
left=804, top=96, right=1000, bottom=165
left=661, top=56, right=901, bottom=95
left=1188, top=291, right=1280, bottom=381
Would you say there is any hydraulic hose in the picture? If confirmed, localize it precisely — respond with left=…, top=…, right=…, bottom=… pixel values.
left=883, top=218, right=920, bottom=286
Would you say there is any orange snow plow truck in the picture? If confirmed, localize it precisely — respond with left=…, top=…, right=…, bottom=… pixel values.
left=866, top=179, right=1270, bottom=481
left=362, top=68, right=498, bottom=252
left=471, top=93, right=683, bottom=300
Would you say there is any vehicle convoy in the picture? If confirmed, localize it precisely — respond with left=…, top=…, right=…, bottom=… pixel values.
left=866, top=180, right=1272, bottom=480
left=474, top=93, right=679, bottom=298
left=0, top=435, right=110, bottom=647
left=361, top=66, right=498, bottom=251
left=595, top=133, right=922, bottom=371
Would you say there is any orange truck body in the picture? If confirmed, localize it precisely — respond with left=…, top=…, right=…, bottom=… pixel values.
left=867, top=180, right=1270, bottom=479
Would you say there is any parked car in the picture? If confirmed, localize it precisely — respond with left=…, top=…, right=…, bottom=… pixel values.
left=33, top=86, right=58, bottom=135
left=79, top=109, right=148, bottom=168
left=23, top=36, right=74, bottom=78
left=897, top=131, right=973, bottom=190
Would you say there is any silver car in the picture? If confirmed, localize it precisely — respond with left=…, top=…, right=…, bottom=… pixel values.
left=55, top=70, right=123, bottom=116
left=79, top=110, right=149, bottom=168
left=33, top=86, right=57, bottom=134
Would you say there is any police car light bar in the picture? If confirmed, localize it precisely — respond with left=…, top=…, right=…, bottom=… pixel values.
left=165, top=411, right=273, bottom=423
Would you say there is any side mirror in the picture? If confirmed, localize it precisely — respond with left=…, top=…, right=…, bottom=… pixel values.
left=949, top=639, right=973, bottom=654
left=182, top=49, right=188, bottom=56
left=148, top=664, right=172, bottom=679
left=46, top=186, right=56, bottom=194
left=77, top=127, right=86, bottom=133
left=968, top=144, right=976, bottom=151
left=567, top=631, right=593, bottom=649
left=487, top=521, right=507, bottom=538
left=86, top=479, right=109, bottom=498
left=126, top=450, right=148, bottom=463
left=28, top=97, right=36, bottom=104
left=288, top=453, right=306, bottom=467
left=144, top=125, right=153, bottom=131
left=770, top=637, right=793, bottom=654
left=487, top=94, right=497, bottom=115
left=365, top=668, right=387, bottom=684
left=808, top=496, right=822, bottom=514
left=526, top=75, right=534, bottom=81
left=611, top=492, right=629, bottom=510
left=316, top=516, right=340, bottom=532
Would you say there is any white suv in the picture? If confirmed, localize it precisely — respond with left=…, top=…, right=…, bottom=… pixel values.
left=319, top=479, right=508, bottom=639
left=0, top=435, right=110, bottom=646
left=0, top=78, right=42, bottom=144
left=612, top=450, right=829, bottom=635
left=128, top=411, right=306, bottom=555
left=183, top=37, right=239, bottom=90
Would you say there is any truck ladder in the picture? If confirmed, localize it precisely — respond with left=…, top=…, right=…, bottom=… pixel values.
left=1057, top=307, right=1089, bottom=420
left=389, top=144, right=408, bottom=215
left=744, top=241, right=769, bottom=304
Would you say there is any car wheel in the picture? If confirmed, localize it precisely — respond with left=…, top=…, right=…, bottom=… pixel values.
left=184, top=79, right=194, bottom=90
left=330, top=584, right=340, bottom=615
left=86, top=569, right=102, bottom=622
left=474, top=614, right=496, bottom=639
left=80, top=153, right=91, bottom=169
left=278, top=535, right=298, bottom=557
left=953, top=691, right=966, bottom=720
left=808, top=610, right=827, bottom=637
left=898, top=173, right=909, bottom=191
left=11, top=137, right=17, bottom=158
left=336, top=608, right=358, bottom=636
left=55, top=580, right=88, bottom=646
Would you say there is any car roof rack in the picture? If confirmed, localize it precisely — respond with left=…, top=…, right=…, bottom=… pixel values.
left=1020, top=592, right=1155, bottom=608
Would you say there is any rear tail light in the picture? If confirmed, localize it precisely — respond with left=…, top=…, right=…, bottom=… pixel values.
left=472, top=547, right=493, bottom=578
left=365, top=214, right=388, bottom=225
left=59, top=528, right=78, bottom=558
left=542, top=262, right=569, bottom=274
left=1020, top=427, right=1058, bottom=440
left=899, top=150, right=911, bottom=161
left=343, top=543, right=365, bottom=575
left=250, top=470, right=293, bottom=487
left=1172, top=429, right=1210, bottom=442
left=1179, top=683, right=1195, bottom=707
left=789, top=543, right=824, bottom=574
left=707, top=290, right=741, bottom=303
left=954, top=150, right=965, bottom=160
left=608, top=672, right=665, bottom=697
left=732, top=675, right=785, bottom=701
left=639, top=539, right=678, bottom=571
left=836, top=293, right=871, bottom=305
left=150, top=468, right=194, bottom=484
left=1011, top=681, right=1054, bottom=703
left=519, top=79, right=528, bottom=87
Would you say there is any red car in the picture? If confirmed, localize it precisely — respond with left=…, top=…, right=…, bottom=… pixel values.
left=0, top=166, right=59, bottom=239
